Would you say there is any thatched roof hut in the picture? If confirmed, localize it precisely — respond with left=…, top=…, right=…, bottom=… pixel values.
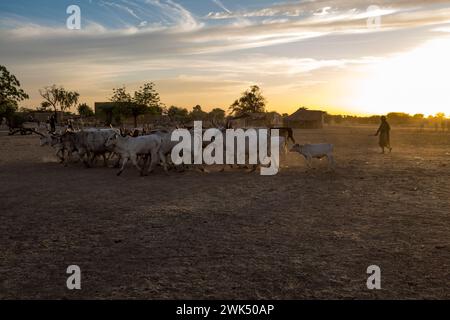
left=284, top=108, right=324, bottom=129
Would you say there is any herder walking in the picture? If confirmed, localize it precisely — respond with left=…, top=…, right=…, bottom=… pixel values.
left=375, top=116, right=392, bottom=154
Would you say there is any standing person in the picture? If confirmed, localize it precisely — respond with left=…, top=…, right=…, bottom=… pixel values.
left=375, top=116, right=392, bottom=154
left=49, top=114, right=56, bottom=133
left=67, top=118, right=74, bottom=131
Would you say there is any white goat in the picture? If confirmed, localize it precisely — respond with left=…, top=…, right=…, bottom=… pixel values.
left=290, top=143, right=335, bottom=171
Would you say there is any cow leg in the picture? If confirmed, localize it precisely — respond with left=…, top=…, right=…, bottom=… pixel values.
left=117, top=156, right=129, bottom=176
left=147, top=150, right=159, bottom=174
left=113, top=154, right=121, bottom=168
left=62, top=150, right=70, bottom=167
left=82, top=151, right=92, bottom=168
left=130, top=154, right=143, bottom=176
left=65, top=150, right=74, bottom=166
left=89, top=153, right=97, bottom=167
left=159, top=150, right=169, bottom=174
left=56, top=149, right=64, bottom=163
left=305, top=155, right=313, bottom=170
left=327, top=154, right=335, bottom=171
left=102, top=154, right=108, bottom=167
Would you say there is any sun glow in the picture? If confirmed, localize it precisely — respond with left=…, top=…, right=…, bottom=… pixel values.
left=352, top=37, right=450, bottom=117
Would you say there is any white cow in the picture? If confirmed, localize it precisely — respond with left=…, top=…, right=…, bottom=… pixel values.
left=39, top=133, right=65, bottom=163
left=75, top=128, right=120, bottom=167
left=105, top=133, right=167, bottom=176
left=290, top=143, right=335, bottom=171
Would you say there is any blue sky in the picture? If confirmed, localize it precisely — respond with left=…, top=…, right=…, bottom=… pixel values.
left=1, top=0, right=450, bottom=115
left=0, top=0, right=281, bottom=29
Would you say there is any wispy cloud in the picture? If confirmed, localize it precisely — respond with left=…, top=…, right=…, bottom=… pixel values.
left=1, top=0, right=450, bottom=112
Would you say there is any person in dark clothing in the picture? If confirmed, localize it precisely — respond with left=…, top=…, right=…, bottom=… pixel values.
left=49, top=114, right=56, bottom=133
left=375, top=116, right=392, bottom=154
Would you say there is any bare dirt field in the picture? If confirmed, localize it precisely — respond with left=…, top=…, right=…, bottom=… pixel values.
left=0, top=126, right=449, bottom=299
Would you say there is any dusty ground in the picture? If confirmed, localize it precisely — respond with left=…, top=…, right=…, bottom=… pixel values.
left=0, top=126, right=449, bottom=299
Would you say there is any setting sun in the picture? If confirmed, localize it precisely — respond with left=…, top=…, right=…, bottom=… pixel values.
left=353, top=37, right=450, bottom=116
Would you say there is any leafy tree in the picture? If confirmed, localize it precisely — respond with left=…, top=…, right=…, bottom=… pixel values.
left=111, top=86, right=132, bottom=103
left=168, top=105, right=189, bottom=123
left=0, top=65, right=29, bottom=121
left=77, top=103, right=94, bottom=117
left=387, top=112, right=410, bottom=125
left=0, top=101, right=18, bottom=123
left=208, top=108, right=226, bottom=124
left=229, top=85, right=266, bottom=116
left=190, top=105, right=208, bottom=121
left=133, top=82, right=162, bottom=114
left=38, top=101, right=52, bottom=111
left=110, top=83, right=162, bottom=127
left=39, top=85, right=80, bottom=120
left=435, top=112, right=445, bottom=119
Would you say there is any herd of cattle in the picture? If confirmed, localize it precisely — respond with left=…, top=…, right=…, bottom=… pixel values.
left=36, top=127, right=335, bottom=175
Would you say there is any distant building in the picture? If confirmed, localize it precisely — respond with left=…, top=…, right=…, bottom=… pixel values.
left=228, top=112, right=283, bottom=128
left=284, top=108, right=325, bottom=129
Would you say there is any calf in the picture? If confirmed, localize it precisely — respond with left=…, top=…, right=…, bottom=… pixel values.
left=290, top=143, right=335, bottom=171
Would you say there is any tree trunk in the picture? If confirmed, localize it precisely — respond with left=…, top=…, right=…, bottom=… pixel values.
left=54, top=106, right=58, bottom=123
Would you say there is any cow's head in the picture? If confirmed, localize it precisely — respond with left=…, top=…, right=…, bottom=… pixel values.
left=105, top=133, right=119, bottom=148
left=289, top=144, right=303, bottom=153
left=39, top=135, right=51, bottom=146
left=39, top=133, right=60, bottom=147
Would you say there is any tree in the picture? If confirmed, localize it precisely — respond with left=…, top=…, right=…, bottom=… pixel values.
left=387, top=112, right=410, bottom=125
left=190, top=105, right=208, bottom=121
left=111, top=86, right=132, bottom=103
left=77, top=103, right=94, bottom=117
left=111, top=83, right=162, bottom=127
left=134, top=82, right=162, bottom=114
left=167, top=105, right=189, bottom=123
left=435, top=112, right=445, bottom=119
left=229, top=85, right=266, bottom=116
left=208, top=108, right=226, bottom=124
left=39, top=85, right=80, bottom=120
left=38, top=101, right=52, bottom=111
left=0, top=65, right=29, bottom=121
left=0, top=100, right=18, bottom=124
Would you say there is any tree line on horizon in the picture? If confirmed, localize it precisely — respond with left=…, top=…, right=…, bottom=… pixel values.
left=1, top=65, right=448, bottom=129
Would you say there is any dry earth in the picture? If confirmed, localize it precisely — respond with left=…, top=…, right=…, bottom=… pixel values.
left=0, top=126, right=449, bottom=299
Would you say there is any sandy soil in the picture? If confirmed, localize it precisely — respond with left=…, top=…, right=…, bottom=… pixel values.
left=0, top=126, right=449, bottom=299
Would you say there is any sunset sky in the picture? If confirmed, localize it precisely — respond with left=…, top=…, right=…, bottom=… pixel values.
left=1, top=0, right=449, bottom=116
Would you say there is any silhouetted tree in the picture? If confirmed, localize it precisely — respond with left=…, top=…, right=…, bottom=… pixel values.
left=37, top=101, right=52, bottom=111
left=111, top=83, right=162, bottom=127
left=190, top=105, right=208, bottom=121
left=77, top=103, right=94, bottom=117
left=39, top=85, right=79, bottom=120
left=229, top=85, right=266, bottom=116
left=208, top=108, right=226, bottom=124
left=133, top=82, right=162, bottom=115
left=0, top=65, right=29, bottom=122
left=168, top=105, right=189, bottom=123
